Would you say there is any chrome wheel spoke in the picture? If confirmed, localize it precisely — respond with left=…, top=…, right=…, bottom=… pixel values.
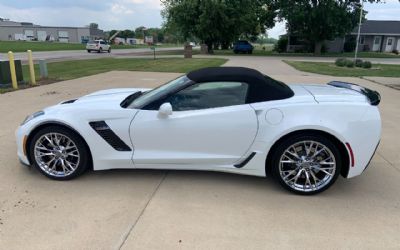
left=279, top=140, right=336, bottom=193
left=34, top=132, right=80, bottom=177
left=282, top=170, right=297, bottom=180
left=319, top=161, right=335, bottom=165
left=309, top=169, right=320, bottom=185
left=304, top=171, right=312, bottom=190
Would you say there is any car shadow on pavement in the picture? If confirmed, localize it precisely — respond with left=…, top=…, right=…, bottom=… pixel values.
left=18, top=164, right=365, bottom=198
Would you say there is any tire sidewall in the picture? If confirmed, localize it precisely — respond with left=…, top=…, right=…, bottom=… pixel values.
left=271, top=134, right=342, bottom=195
left=29, top=126, right=89, bottom=180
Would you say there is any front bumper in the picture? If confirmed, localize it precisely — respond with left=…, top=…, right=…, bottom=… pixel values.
left=15, top=126, right=30, bottom=166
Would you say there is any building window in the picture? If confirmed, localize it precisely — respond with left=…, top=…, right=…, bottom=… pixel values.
left=58, top=31, right=69, bottom=43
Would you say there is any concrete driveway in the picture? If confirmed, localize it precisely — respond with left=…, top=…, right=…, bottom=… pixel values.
left=0, top=59, right=399, bottom=249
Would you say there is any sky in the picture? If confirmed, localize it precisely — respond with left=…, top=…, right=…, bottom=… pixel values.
left=0, top=0, right=400, bottom=38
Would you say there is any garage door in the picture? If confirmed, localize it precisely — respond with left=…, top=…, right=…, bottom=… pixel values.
left=37, top=31, right=47, bottom=41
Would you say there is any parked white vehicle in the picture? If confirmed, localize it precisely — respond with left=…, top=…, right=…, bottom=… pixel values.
left=86, top=40, right=111, bottom=53
left=15, top=67, right=381, bottom=194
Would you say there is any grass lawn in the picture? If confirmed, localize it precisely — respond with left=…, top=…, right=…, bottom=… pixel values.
left=0, top=58, right=226, bottom=93
left=213, top=49, right=400, bottom=58
left=284, top=60, right=400, bottom=77
left=0, top=41, right=182, bottom=53
left=22, top=57, right=226, bottom=82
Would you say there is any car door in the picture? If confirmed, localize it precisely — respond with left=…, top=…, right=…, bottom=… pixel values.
left=130, top=81, right=258, bottom=168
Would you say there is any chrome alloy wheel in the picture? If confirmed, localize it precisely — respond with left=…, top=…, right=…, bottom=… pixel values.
left=34, top=132, right=80, bottom=177
left=279, top=140, right=336, bottom=192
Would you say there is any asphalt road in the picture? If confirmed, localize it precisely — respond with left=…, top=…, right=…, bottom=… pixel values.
left=2, top=47, right=400, bottom=65
left=0, top=57, right=399, bottom=249
left=0, top=47, right=183, bottom=63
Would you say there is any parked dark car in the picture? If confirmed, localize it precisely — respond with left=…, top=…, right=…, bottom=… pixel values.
left=233, top=40, right=254, bottom=54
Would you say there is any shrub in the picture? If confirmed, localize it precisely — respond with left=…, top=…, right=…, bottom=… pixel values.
left=346, top=60, right=355, bottom=68
left=274, top=35, right=288, bottom=53
left=393, top=50, right=399, bottom=55
left=362, top=61, right=372, bottom=69
left=355, top=59, right=364, bottom=67
left=335, top=58, right=347, bottom=67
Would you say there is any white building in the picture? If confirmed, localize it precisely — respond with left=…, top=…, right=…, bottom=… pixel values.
left=0, top=18, right=104, bottom=43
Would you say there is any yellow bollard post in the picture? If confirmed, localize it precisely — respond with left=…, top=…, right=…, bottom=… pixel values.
left=27, top=50, right=36, bottom=85
left=7, top=51, right=18, bottom=89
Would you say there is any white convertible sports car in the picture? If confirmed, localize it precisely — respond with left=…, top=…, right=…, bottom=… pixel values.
left=16, top=67, right=381, bottom=194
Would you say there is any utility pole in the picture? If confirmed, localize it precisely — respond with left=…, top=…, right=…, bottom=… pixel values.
left=354, top=0, right=364, bottom=61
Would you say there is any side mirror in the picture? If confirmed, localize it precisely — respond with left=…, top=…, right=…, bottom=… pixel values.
left=158, top=103, right=173, bottom=117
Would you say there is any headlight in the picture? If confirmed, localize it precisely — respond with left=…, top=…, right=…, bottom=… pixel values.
left=21, top=111, right=45, bottom=125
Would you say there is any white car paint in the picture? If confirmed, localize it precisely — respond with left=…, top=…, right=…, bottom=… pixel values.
left=16, top=83, right=381, bottom=179
left=86, top=40, right=111, bottom=52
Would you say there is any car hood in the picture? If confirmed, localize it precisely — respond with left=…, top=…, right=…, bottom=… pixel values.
left=300, top=84, right=368, bottom=103
left=59, top=88, right=151, bottom=108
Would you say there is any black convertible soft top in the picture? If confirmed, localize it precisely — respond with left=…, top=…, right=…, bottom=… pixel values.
left=187, top=67, right=294, bottom=103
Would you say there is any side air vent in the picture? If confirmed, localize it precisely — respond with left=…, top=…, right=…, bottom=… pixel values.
left=234, top=152, right=256, bottom=168
left=89, top=121, right=131, bottom=151
left=61, top=99, right=77, bottom=104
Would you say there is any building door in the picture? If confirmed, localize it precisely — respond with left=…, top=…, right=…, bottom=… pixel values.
left=372, top=36, right=381, bottom=51
left=37, top=31, right=47, bottom=41
left=385, top=37, right=395, bottom=52
left=397, top=38, right=400, bottom=51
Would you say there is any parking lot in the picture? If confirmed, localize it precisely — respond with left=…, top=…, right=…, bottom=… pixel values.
left=0, top=57, right=399, bottom=249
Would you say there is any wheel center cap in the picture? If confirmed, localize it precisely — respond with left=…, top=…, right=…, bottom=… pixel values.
left=54, top=150, right=63, bottom=158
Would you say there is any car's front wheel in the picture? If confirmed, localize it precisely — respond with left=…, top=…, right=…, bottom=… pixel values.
left=271, top=134, right=341, bottom=195
left=29, top=126, right=90, bottom=180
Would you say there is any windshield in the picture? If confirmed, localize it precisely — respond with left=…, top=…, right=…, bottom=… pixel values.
left=127, top=75, right=190, bottom=109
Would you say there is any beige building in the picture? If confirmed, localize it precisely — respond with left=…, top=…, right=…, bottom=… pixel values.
left=0, top=18, right=104, bottom=43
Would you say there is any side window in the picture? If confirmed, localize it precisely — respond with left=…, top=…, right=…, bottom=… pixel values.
left=165, top=82, right=249, bottom=111
left=100, top=41, right=105, bottom=45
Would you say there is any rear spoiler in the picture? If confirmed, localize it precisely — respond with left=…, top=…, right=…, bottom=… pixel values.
left=328, top=81, right=381, bottom=106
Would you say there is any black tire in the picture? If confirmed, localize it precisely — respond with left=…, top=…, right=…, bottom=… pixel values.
left=98, top=48, right=102, bottom=53
left=108, top=48, right=111, bottom=53
left=87, top=50, right=91, bottom=53
left=248, top=50, right=253, bottom=54
left=29, top=126, right=90, bottom=180
left=270, top=133, right=342, bottom=195
left=233, top=50, right=238, bottom=54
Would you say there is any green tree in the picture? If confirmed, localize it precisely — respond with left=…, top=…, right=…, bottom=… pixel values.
left=135, top=26, right=147, bottom=39
left=89, top=23, right=99, bottom=29
left=162, top=0, right=275, bottom=52
left=274, top=0, right=385, bottom=54
left=120, top=29, right=135, bottom=39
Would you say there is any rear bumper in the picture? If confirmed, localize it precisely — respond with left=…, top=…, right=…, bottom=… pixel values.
left=345, top=107, right=381, bottom=178
left=363, top=141, right=380, bottom=173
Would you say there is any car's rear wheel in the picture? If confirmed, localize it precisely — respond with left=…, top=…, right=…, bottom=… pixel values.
left=271, top=134, right=341, bottom=195
left=87, top=50, right=91, bottom=53
left=108, top=48, right=111, bottom=53
left=29, top=126, right=89, bottom=180
left=98, top=48, right=102, bottom=53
